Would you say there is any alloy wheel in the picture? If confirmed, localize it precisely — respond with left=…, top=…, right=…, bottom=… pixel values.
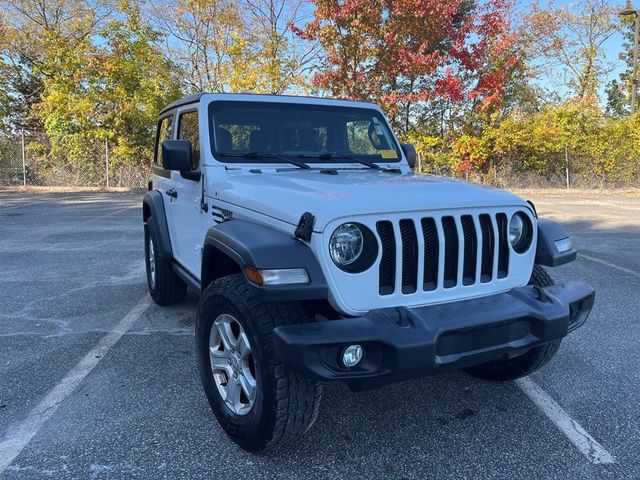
left=209, top=314, right=257, bottom=415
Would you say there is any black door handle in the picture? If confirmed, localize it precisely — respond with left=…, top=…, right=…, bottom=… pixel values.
left=165, top=188, right=177, bottom=198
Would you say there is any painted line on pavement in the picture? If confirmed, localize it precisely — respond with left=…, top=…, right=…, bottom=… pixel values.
left=579, top=253, right=640, bottom=280
left=0, top=294, right=152, bottom=474
left=516, top=377, right=615, bottom=464
left=0, top=195, right=74, bottom=212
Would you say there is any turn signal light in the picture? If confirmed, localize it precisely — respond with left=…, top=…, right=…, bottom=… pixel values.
left=244, top=266, right=310, bottom=286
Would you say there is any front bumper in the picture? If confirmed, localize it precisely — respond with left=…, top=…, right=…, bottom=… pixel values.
left=273, top=282, right=594, bottom=390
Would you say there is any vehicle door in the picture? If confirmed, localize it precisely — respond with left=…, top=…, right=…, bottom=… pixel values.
left=164, top=107, right=210, bottom=278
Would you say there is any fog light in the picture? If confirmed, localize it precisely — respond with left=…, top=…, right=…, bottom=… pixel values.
left=342, top=344, right=363, bottom=368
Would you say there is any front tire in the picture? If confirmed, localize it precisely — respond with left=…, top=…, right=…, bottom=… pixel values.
left=144, top=216, right=187, bottom=305
left=464, top=265, right=562, bottom=381
left=196, top=274, right=322, bottom=452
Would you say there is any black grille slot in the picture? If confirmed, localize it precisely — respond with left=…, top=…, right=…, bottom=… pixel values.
left=461, top=215, right=477, bottom=285
left=399, top=219, right=418, bottom=294
left=375, top=212, right=508, bottom=298
left=376, top=221, right=396, bottom=295
left=479, top=214, right=494, bottom=282
left=421, top=218, right=438, bottom=291
left=442, top=216, right=458, bottom=288
left=496, top=213, right=509, bottom=278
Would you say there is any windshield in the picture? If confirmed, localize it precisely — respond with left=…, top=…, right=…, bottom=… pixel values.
left=209, top=101, right=401, bottom=164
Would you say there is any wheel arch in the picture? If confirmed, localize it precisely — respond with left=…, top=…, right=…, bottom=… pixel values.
left=535, top=219, right=577, bottom=267
left=201, top=243, right=243, bottom=292
left=142, top=190, right=173, bottom=258
left=201, top=219, right=328, bottom=301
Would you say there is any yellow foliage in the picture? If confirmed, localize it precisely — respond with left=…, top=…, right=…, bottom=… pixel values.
left=405, top=100, right=640, bottom=186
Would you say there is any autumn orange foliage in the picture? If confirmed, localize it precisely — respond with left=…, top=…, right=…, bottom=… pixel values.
left=293, top=0, right=518, bottom=122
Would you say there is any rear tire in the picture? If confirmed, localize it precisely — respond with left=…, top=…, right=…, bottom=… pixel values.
left=144, top=216, right=186, bottom=306
left=464, top=265, right=562, bottom=381
left=196, top=274, right=322, bottom=452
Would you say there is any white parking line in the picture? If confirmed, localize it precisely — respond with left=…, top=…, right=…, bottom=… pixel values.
left=579, top=253, right=640, bottom=280
left=516, top=377, right=615, bottom=464
left=0, top=196, right=73, bottom=212
left=0, top=295, right=152, bottom=474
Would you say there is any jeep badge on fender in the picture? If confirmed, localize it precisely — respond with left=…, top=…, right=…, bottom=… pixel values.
left=142, top=93, right=594, bottom=452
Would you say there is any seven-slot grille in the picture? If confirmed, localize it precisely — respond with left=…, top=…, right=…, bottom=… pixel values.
left=376, top=213, right=510, bottom=295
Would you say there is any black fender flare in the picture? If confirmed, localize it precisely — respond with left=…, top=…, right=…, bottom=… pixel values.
left=142, top=190, right=172, bottom=258
left=202, top=219, right=328, bottom=301
left=535, top=219, right=577, bottom=267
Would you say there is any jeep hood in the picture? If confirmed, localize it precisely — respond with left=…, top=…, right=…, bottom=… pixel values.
left=217, top=169, right=528, bottom=231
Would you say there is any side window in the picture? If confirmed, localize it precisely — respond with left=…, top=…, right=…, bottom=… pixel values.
left=178, top=111, right=200, bottom=170
left=346, top=120, right=378, bottom=155
left=155, top=115, right=174, bottom=166
left=346, top=119, right=393, bottom=156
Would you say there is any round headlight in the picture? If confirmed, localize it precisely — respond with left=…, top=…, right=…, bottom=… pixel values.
left=329, top=223, right=363, bottom=266
left=509, top=213, right=525, bottom=245
left=509, top=212, right=533, bottom=253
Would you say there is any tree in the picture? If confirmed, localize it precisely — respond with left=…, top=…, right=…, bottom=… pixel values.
left=37, top=1, right=183, bottom=171
left=148, top=0, right=313, bottom=94
left=615, top=0, right=639, bottom=113
left=522, top=0, right=617, bottom=101
left=0, top=0, right=182, bottom=182
left=605, top=79, right=628, bottom=117
left=93, top=2, right=183, bottom=166
left=148, top=0, right=248, bottom=92
left=292, top=0, right=519, bottom=134
left=244, top=0, right=320, bottom=93
left=0, top=0, right=110, bottom=130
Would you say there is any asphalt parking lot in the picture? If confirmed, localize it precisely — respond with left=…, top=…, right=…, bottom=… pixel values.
left=0, top=189, right=639, bottom=479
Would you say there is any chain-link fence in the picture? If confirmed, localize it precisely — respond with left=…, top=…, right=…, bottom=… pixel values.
left=0, top=130, right=150, bottom=188
left=2, top=129, right=632, bottom=189
left=413, top=152, right=637, bottom=189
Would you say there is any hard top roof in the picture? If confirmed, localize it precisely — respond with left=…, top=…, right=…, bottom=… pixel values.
left=158, top=92, right=378, bottom=116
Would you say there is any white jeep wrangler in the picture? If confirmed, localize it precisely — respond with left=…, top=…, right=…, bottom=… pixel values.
left=143, top=93, right=594, bottom=452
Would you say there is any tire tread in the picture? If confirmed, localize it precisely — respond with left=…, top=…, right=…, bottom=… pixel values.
left=145, top=216, right=186, bottom=306
left=197, top=274, right=321, bottom=451
left=464, top=265, right=562, bottom=381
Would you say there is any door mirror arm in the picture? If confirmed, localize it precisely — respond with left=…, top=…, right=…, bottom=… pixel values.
left=180, top=171, right=201, bottom=181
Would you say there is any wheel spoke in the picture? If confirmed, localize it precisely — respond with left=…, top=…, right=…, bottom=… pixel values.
left=209, top=349, right=232, bottom=375
left=216, top=321, right=235, bottom=351
left=148, top=240, right=156, bottom=286
left=237, top=332, right=251, bottom=358
left=239, top=373, right=256, bottom=403
left=225, top=376, right=242, bottom=409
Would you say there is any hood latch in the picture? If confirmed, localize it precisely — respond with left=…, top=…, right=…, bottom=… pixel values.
left=295, top=212, right=315, bottom=242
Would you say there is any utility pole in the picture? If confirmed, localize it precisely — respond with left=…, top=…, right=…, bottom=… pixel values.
left=21, top=129, right=26, bottom=186
left=105, top=139, right=109, bottom=189
left=620, top=7, right=640, bottom=114
left=565, top=145, right=570, bottom=189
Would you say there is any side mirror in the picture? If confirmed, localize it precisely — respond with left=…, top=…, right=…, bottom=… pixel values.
left=401, top=143, right=416, bottom=169
left=162, top=140, right=192, bottom=171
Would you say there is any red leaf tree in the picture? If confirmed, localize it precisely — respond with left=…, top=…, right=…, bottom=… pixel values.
left=293, top=0, right=519, bottom=133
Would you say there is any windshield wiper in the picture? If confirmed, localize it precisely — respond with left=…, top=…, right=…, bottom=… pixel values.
left=299, top=152, right=400, bottom=173
left=218, top=152, right=310, bottom=169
